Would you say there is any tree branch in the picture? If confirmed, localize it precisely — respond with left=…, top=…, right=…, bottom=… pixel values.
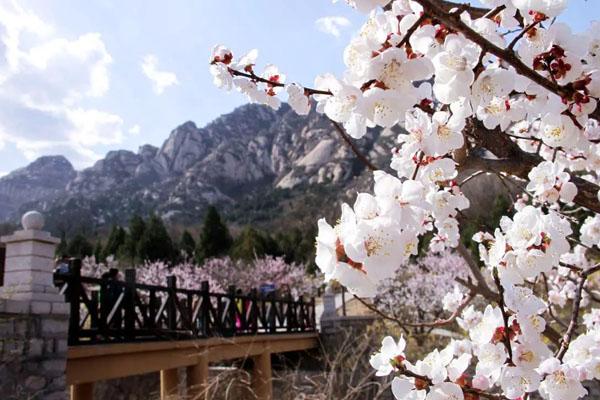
left=330, top=120, right=379, bottom=171
left=462, top=121, right=600, bottom=213
left=228, top=68, right=331, bottom=96
left=493, top=268, right=514, bottom=364
left=556, top=264, right=600, bottom=361
left=413, top=0, right=569, bottom=99
left=399, top=367, right=508, bottom=400
left=508, top=20, right=541, bottom=50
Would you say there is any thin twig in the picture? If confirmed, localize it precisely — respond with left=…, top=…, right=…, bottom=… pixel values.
left=492, top=267, right=514, bottom=364
left=508, top=20, right=541, bottom=50
left=556, top=265, right=600, bottom=360
left=352, top=294, right=410, bottom=334
left=398, top=14, right=427, bottom=48
left=229, top=68, right=332, bottom=96
left=459, top=170, right=486, bottom=187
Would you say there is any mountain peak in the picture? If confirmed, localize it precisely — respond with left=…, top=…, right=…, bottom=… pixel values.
left=11, top=155, right=74, bottom=175
left=0, top=155, right=76, bottom=221
left=0, top=104, right=389, bottom=232
left=179, top=120, right=198, bottom=130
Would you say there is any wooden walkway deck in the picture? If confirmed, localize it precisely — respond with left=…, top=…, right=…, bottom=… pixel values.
left=55, top=259, right=319, bottom=400
left=68, top=332, right=319, bottom=400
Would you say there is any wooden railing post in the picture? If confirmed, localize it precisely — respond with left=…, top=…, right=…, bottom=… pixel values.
left=99, top=277, right=108, bottom=337
left=124, top=268, right=136, bottom=341
left=269, top=295, right=276, bottom=333
left=186, top=291, right=194, bottom=333
left=68, top=258, right=82, bottom=346
left=227, top=285, right=236, bottom=336
left=298, top=295, right=305, bottom=332
left=149, top=288, right=157, bottom=331
left=286, top=293, right=293, bottom=332
left=250, top=288, right=258, bottom=334
left=200, top=280, right=210, bottom=337
left=260, top=292, right=267, bottom=333
left=90, top=290, right=100, bottom=342
left=167, top=276, right=177, bottom=332
left=310, top=297, right=316, bottom=330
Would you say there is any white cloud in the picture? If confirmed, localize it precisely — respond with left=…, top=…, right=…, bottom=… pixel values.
left=65, top=108, right=123, bottom=146
left=141, top=54, right=178, bottom=94
left=315, top=16, right=351, bottom=37
left=0, top=0, right=123, bottom=168
left=128, top=124, right=141, bottom=135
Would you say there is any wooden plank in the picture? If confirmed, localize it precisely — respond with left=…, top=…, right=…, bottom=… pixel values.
left=67, top=347, right=200, bottom=384
left=68, top=333, right=318, bottom=359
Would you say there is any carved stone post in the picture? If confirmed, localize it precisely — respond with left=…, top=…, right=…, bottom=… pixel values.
left=319, top=283, right=338, bottom=334
left=1, top=211, right=62, bottom=304
left=0, top=211, right=70, bottom=399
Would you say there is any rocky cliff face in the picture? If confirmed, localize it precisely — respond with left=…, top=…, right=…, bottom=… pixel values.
left=0, top=103, right=393, bottom=232
left=0, top=156, right=76, bottom=221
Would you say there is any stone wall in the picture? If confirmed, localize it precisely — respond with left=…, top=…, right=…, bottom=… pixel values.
left=0, top=303, right=69, bottom=399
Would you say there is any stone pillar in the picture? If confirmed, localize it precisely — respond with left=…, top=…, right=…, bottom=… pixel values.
left=320, top=283, right=337, bottom=333
left=252, top=351, right=273, bottom=400
left=0, top=211, right=63, bottom=304
left=0, top=211, right=69, bottom=400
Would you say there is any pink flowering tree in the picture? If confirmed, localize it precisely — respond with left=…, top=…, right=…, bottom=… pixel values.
left=373, top=252, right=469, bottom=336
left=81, top=256, right=319, bottom=296
left=211, top=1, right=600, bottom=399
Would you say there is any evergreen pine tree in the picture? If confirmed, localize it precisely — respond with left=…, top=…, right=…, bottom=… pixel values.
left=180, top=230, right=196, bottom=260
left=0, top=222, right=17, bottom=236
left=102, top=225, right=127, bottom=261
left=67, top=234, right=94, bottom=259
left=137, top=214, right=176, bottom=262
left=195, top=206, right=232, bottom=263
left=56, top=231, right=68, bottom=257
left=122, top=214, right=146, bottom=262
left=230, top=226, right=280, bottom=261
left=93, top=241, right=103, bottom=262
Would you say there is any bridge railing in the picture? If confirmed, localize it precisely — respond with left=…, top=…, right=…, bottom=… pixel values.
left=54, top=259, right=317, bottom=345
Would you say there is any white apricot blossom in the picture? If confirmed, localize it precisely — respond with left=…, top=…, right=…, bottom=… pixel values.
left=527, top=161, right=577, bottom=203
left=210, top=2, right=600, bottom=399
left=580, top=215, right=600, bottom=248
left=370, top=336, right=407, bottom=376
left=286, top=84, right=310, bottom=115
left=538, top=358, right=588, bottom=400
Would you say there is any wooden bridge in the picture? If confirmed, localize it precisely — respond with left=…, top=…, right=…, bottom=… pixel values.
left=55, top=260, right=319, bottom=400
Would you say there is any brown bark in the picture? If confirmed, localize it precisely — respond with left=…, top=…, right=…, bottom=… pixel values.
left=462, top=122, right=600, bottom=213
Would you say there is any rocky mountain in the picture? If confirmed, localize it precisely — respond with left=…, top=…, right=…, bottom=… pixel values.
left=0, top=156, right=76, bottom=221
left=0, top=103, right=394, bottom=234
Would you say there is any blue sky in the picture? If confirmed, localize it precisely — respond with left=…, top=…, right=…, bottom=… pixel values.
left=0, top=0, right=598, bottom=174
